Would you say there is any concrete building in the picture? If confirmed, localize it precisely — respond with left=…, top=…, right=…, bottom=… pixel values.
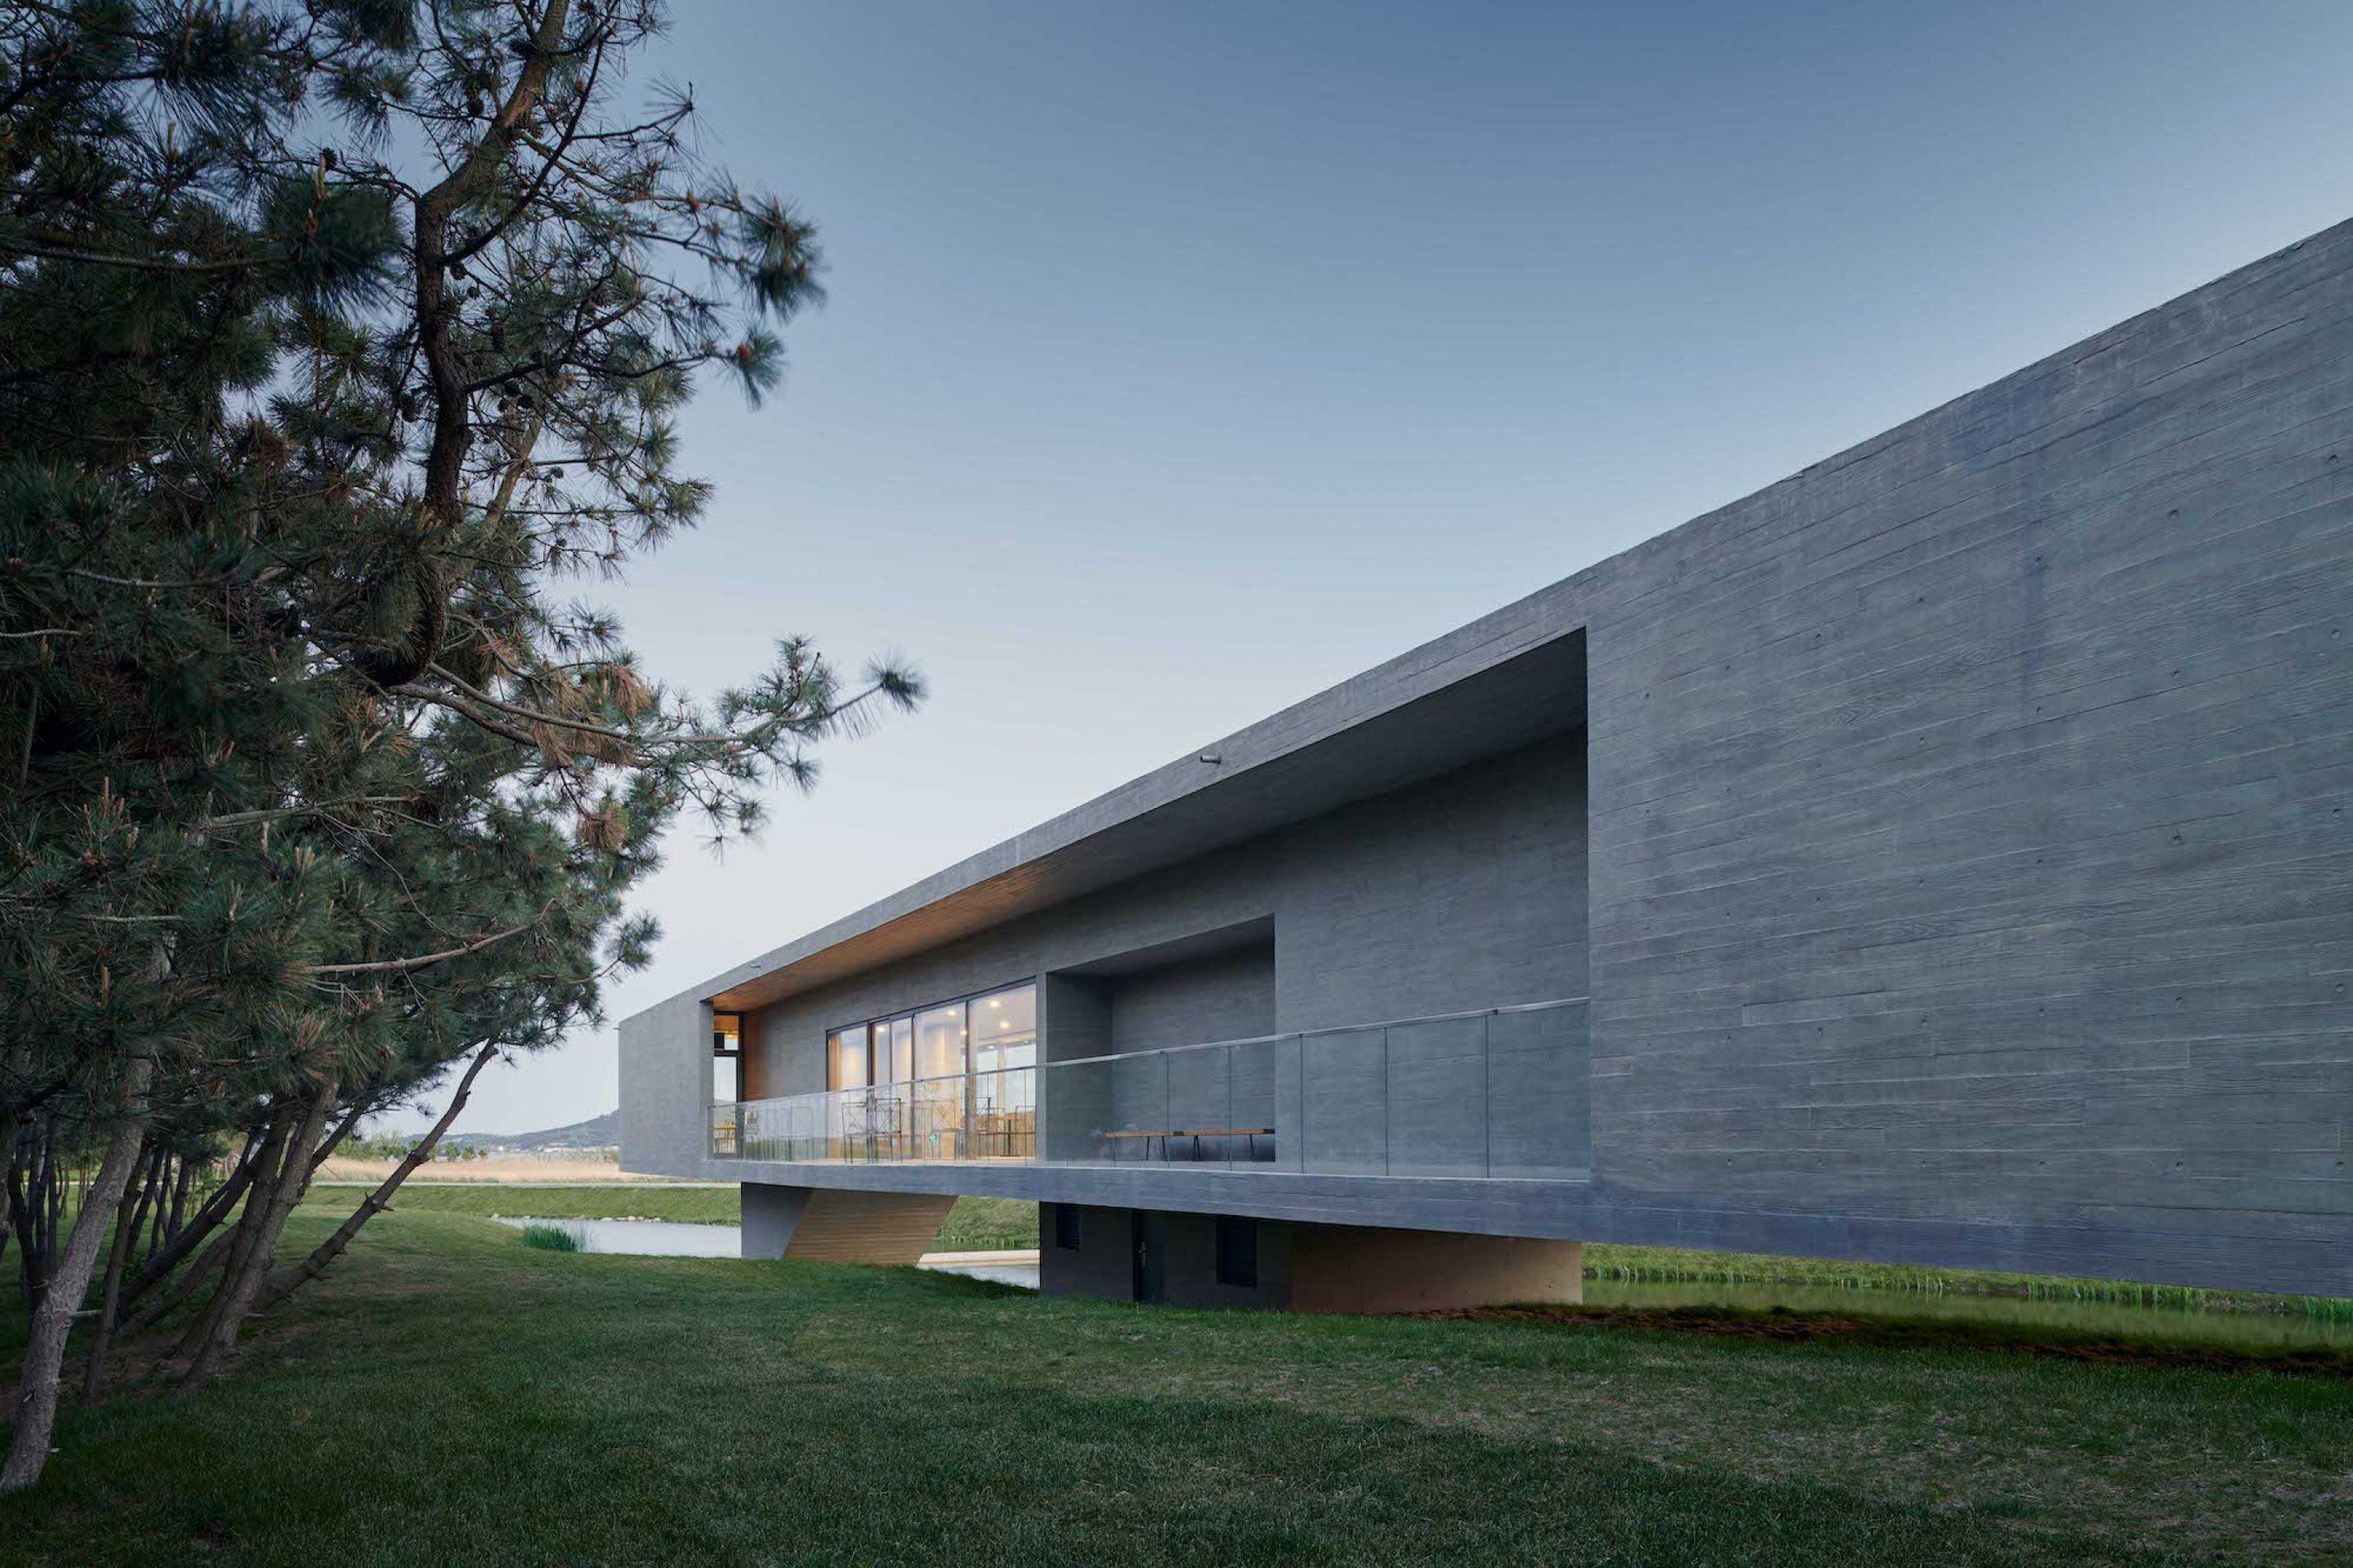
left=620, top=219, right=2353, bottom=1308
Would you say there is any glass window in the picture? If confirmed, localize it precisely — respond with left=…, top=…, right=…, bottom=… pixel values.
left=712, top=1013, right=742, bottom=1103
left=827, top=1025, right=869, bottom=1091
left=1053, top=1204, right=1081, bottom=1251
left=914, top=1002, right=965, bottom=1082
left=877, top=1016, right=913, bottom=1084
left=827, top=985, right=1036, bottom=1159
left=1215, top=1217, right=1258, bottom=1289
left=969, top=983, right=1037, bottom=1126
left=969, top=984, right=1037, bottom=1076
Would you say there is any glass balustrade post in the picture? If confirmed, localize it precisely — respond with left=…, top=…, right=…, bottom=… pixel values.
left=1381, top=1025, right=1391, bottom=1177
left=1221, top=1044, right=1233, bottom=1163
left=1483, top=1012, right=1494, bottom=1178
left=1277, top=1033, right=1302, bottom=1172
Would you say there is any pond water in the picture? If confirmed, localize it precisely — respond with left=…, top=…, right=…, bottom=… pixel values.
left=920, top=1258, right=1040, bottom=1288
left=491, top=1217, right=1041, bottom=1286
left=493, top=1217, right=742, bottom=1258
left=1586, top=1277, right=2353, bottom=1353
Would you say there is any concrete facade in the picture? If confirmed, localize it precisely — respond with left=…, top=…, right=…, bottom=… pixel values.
left=623, top=219, right=2353, bottom=1303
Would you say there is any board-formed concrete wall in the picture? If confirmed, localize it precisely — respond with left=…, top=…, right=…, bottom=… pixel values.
left=1105, top=945, right=1276, bottom=1054
left=1578, top=222, right=2353, bottom=1293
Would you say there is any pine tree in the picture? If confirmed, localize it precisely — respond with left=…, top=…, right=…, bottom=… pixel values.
left=0, top=1, right=917, bottom=1491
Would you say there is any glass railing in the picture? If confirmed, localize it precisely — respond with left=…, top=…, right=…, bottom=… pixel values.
left=710, top=997, right=1587, bottom=1180
left=730, top=1065, right=1036, bottom=1162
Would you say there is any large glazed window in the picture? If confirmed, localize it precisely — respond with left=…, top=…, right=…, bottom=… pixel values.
left=810, top=982, right=1038, bottom=1159
left=877, top=1016, right=913, bottom=1084
left=913, top=1002, right=966, bottom=1081
left=970, top=985, right=1037, bottom=1079
left=712, top=1013, right=742, bottom=1103
left=969, top=985, right=1037, bottom=1155
left=827, top=1025, right=868, bottom=1090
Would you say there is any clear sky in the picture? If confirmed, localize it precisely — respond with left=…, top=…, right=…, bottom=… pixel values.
left=391, top=0, right=2353, bottom=1134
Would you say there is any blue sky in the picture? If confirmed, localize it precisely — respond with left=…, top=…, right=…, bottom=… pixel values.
left=400, top=0, right=2353, bottom=1133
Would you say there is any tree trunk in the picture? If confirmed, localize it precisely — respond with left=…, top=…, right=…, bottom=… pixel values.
left=78, top=1154, right=145, bottom=1402
left=183, top=1082, right=336, bottom=1388
left=118, top=1146, right=163, bottom=1279
left=0, top=1106, right=16, bottom=1279
left=261, top=1044, right=497, bottom=1313
left=7, top=1122, right=51, bottom=1307
left=171, top=1119, right=288, bottom=1367
left=120, top=1226, right=232, bottom=1338
left=163, top=1153, right=193, bottom=1252
left=0, top=1057, right=153, bottom=1495
left=310, top=1102, right=366, bottom=1176
left=38, top=1144, right=60, bottom=1284
left=119, top=1132, right=260, bottom=1313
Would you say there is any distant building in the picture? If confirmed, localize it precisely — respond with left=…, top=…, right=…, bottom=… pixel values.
left=622, top=221, right=2353, bottom=1308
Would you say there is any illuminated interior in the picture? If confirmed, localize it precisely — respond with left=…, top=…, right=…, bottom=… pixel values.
left=712, top=1012, right=743, bottom=1102
left=816, top=982, right=1039, bottom=1157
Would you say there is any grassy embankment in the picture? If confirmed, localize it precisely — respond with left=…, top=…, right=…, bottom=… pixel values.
left=337, top=1185, right=2353, bottom=1317
left=307, top=1184, right=1037, bottom=1251
left=3, top=1205, right=2351, bottom=1566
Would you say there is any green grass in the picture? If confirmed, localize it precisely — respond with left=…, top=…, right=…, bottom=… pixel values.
left=1585, top=1243, right=2353, bottom=1320
left=926, top=1195, right=1037, bottom=1251
left=303, top=1185, right=1040, bottom=1250
left=5, top=1209, right=2351, bottom=1565
left=516, top=1224, right=579, bottom=1253
left=304, top=1182, right=744, bottom=1225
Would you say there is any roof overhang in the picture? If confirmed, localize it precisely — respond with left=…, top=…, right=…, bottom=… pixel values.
left=693, top=611, right=1587, bottom=1015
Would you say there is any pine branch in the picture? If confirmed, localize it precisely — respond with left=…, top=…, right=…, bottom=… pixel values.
left=300, top=918, right=541, bottom=978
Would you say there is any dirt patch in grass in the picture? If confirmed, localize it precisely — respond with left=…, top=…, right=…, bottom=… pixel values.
left=1441, top=1302, right=2353, bottom=1377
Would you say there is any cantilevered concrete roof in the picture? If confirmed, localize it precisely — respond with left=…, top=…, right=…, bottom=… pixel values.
left=690, top=588, right=1591, bottom=1014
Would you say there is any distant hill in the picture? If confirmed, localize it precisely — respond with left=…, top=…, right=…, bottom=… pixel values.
left=443, top=1108, right=618, bottom=1151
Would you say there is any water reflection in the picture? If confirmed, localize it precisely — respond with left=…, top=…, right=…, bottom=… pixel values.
left=493, top=1216, right=1043, bottom=1286
left=493, top=1217, right=740, bottom=1257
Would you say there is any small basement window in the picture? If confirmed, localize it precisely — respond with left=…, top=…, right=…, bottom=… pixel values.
left=1214, top=1217, right=1258, bottom=1289
left=1052, top=1204, right=1081, bottom=1252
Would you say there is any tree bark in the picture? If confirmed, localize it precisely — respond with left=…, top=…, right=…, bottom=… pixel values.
left=0, top=1056, right=152, bottom=1495
left=120, top=1225, right=231, bottom=1338
left=0, top=1106, right=16, bottom=1278
left=183, top=1082, right=336, bottom=1388
left=260, top=1043, right=497, bottom=1313
left=169, top=1119, right=287, bottom=1365
left=161, top=1154, right=193, bottom=1253
left=307, top=1100, right=366, bottom=1180
left=78, top=1152, right=145, bottom=1402
left=7, top=1122, right=48, bottom=1306
left=117, top=1146, right=163, bottom=1278
left=118, top=1132, right=259, bottom=1312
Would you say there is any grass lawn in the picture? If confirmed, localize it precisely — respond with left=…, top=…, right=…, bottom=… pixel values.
left=4, top=1209, right=2350, bottom=1565
left=304, top=1185, right=1039, bottom=1250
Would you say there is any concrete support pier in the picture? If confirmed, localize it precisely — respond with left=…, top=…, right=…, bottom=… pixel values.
left=741, top=1182, right=956, bottom=1263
